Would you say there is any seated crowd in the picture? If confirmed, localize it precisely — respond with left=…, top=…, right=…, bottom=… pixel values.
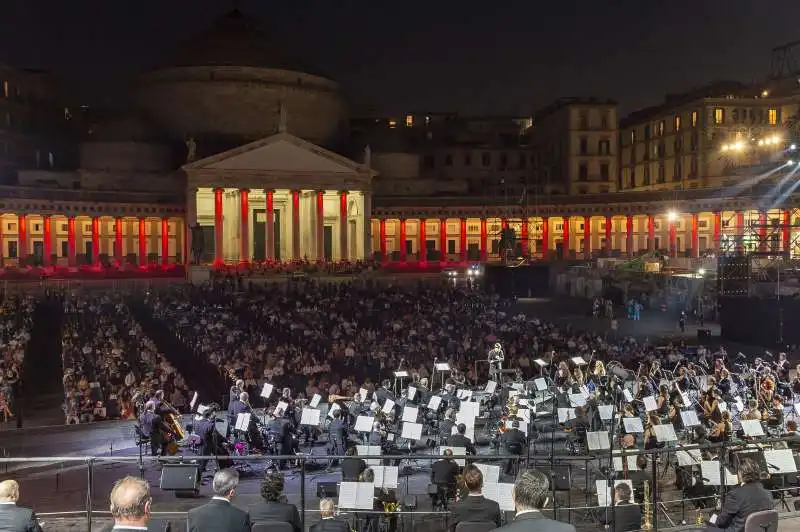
left=0, top=296, right=34, bottom=422
left=60, top=293, right=189, bottom=424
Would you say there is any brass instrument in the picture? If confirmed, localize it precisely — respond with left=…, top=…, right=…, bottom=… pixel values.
left=506, top=395, right=519, bottom=416
left=382, top=501, right=399, bottom=512
left=641, top=480, right=653, bottom=530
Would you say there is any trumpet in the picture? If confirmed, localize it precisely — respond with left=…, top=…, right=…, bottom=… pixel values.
left=641, top=480, right=653, bottom=530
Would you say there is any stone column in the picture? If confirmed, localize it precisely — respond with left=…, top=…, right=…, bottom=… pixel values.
left=363, top=191, right=372, bottom=259
left=647, top=215, right=655, bottom=252
left=339, top=191, right=348, bottom=261
left=186, top=187, right=197, bottom=265
left=291, top=190, right=301, bottom=260
left=18, top=214, right=27, bottom=261
left=240, top=189, right=250, bottom=264
left=214, top=188, right=224, bottom=265
left=316, top=190, right=325, bottom=261
left=265, top=190, right=275, bottom=261
left=419, top=219, right=427, bottom=262
left=43, top=215, right=51, bottom=266
left=161, top=218, right=169, bottom=266
left=91, top=217, right=100, bottom=265
left=626, top=215, right=634, bottom=258
left=138, top=217, right=147, bottom=266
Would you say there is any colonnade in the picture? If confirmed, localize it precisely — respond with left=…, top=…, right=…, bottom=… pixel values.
left=0, top=213, right=184, bottom=266
left=372, top=209, right=798, bottom=262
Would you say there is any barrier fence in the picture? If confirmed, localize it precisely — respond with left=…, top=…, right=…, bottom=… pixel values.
left=5, top=436, right=800, bottom=532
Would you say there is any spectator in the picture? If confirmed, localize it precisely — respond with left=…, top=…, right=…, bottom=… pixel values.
left=187, top=469, right=250, bottom=532
left=0, top=479, right=42, bottom=532
left=309, top=499, right=349, bottom=532
left=492, top=469, right=576, bottom=532
left=247, top=471, right=301, bottom=532
left=106, top=476, right=151, bottom=532
left=449, top=465, right=501, bottom=530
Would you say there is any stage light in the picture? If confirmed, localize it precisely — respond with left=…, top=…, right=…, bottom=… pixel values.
left=698, top=268, right=706, bottom=276
left=721, top=144, right=729, bottom=152
left=788, top=160, right=795, bottom=165
left=791, top=144, right=797, bottom=151
left=667, top=211, right=678, bottom=222
left=758, top=139, right=765, bottom=146
left=762, top=90, right=769, bottom=97
left=733, top=142, right=745, bottom=151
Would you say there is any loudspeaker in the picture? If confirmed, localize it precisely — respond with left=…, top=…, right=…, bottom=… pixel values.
left=160, top=464, right=199, bottom=491
left=316, top=481, right=339, bottom=498
left=717, top=256, right=749, bottom=297
left=544, top=466, right=571, bottom=491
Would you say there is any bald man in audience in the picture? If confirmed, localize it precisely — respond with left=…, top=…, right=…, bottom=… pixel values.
left=309, top=499, right=349, bottom=532
left=107, top=476, right=152, bottom=532
left=0, top=479, right=42, bottom=532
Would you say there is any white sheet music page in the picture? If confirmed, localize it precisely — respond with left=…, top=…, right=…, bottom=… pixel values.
left=643, top=396, right=658, bottom=412
left=382, top=398, right=395, bottom=414
left=598, top=405, right=614, bottom=420
left=623, top=389, right=634, bottom=403
left=440, top=446, right=467, bottom=466
left=740, top=419, right=765, bottom=437
left=622, top=417, right=644, bottom=433
left=435, top=363, right=450, bottom=371
left=569, top=394, right=587, bottom=407
left=485, top=381, right=498, bottom=394
left=557, top=408, right=576, bottom=423
left=612, top=453, right=639, bottom=472
left=594, top=480, right=613, bottom=507
left=483, top=483, right=515, bottom=511
left=534, top=378, right=547, bottom=391
left=458, top=401, right=480, bottom=419
left=309, top=394, right=322, bottom=408
left=586, top=431, right=610, bottom=450
left=700, top=461, right=738, bottom=486
left=328, top=403, right=341, bottom=419
left=356, top=445, right=382, bottom=466
left=763, top=449, right=798, bottom=474
left=653, top=424, right=678, bottom=443
left=401, top=422, right=423, bottom=440
left=680, top=410, right=701, bottom=428
left=338, top=482, right=375, bottom=510
left=372, top=465, right=399, bottom=489
left=260, top=383, right=274, bottom=399
left=428, top=396, right=442, bottom=410
left=475, top=464, right=501, bottom=485
left=274, top=401, right=288, bottom=417
left=300, top=408, right=321, bottom=426
left=190, top=392, right=198, bottom=410
left=354, top=415, right=373, bottom=432
left=407, top=386, right=417, bottom=401
left=359, top=388, right=369, bottom=402
left=234, top=413, right=251, bottom=431
left=676, top=446, right=702, bottom=467
left=402, top=406, right=419, bottom=423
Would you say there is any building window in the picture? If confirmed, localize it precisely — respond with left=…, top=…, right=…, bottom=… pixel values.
left=714, top=108, right=724, bottom=125
left=600, top=162, right=609, bottom=180
left=630, top=167, right=636, bottom=188
left=691, top=111, right=698, bottom=127
left=630, top=130, right=636, bottom=144
left=674, top=161, right=682, bottom=181
left=578, top=163, right=588, bottom=181
left=657, top=120, right=665, bottom=136
left=388, top=120, right=397, bottom=128
left=444, top=154, right=453, bottom=166
left=674, top=115, right=681, bottom=131
left=405, top=115, right=413, bottom=127
left=768, top=108, right=778, bottom=125
left=601, top=112, right=609, bottom=129
left=598, top=139, right=610, bottom=155
left=644, top=124, right=651, bottom=140
left=657, top=163, right=665, bottom=183
left=481, top=152, right=491, bottom=167
left=500, top=152, right=508, bottom=168
left=690, top=155, right=698, bottom=178
left=579, top=137, right=588, bottom=155
left=8, top=241, right=16, bottom=259
left=423, top=155, right=434, bottom=168
left=464, top=153, right=472, bottom=166
left=579, top=112, right=588, bottom=129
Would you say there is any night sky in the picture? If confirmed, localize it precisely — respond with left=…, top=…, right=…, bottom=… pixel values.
left=2, top=0, right=800, bottom=116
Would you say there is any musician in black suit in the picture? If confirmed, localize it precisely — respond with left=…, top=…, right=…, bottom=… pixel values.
left=374, top=380, right=395, bottom=407
left=705, top=458, right=773, bottom=532
left=328, top=409, right=348, bottom=466
left=438, top=409, right=457, bottom=443
left=0, top=480, right=42, bottom=532
left=447, top=423, right=476, bottom=455
left=431, top=449, right=460, bottom=509
left=448, top=465, right=501, bottom=531
left=187, top=469, right=250, bottom=532
left=502, top=420, right=528, bottom=474
left=309, top=499, right=349, bottom=532
left=492, top=469, right=576, bottom=532
left=599, top=482, right=641, bottom=532
left=341, top=446, right=367, bottom=481
left=247, top=471, right=301, bottom=532
left=138, top=401, right=168, bottom=456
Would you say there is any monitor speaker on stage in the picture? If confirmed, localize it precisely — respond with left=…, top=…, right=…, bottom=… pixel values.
left=316, top=481, right=339, bottom=498
left=160, top=463, right=199, bottom=492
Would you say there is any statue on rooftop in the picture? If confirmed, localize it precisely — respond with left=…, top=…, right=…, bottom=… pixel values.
left=185, top=137, right=197, bottom=163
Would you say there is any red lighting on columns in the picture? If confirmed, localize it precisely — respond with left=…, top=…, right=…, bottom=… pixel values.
left=138, top=217, right=147, bottom=266
left=316, top=191, right=325, bottom=261
left=459, top=218, right=467, bottom=263
left=418, top=219, right=427, bottom=263
left=240, top=189, right=249, bottom=264
left=399, top=219, right=407, bottom=262
left=479, top=218, right=487, bottom=261
left=626, top=215, right=634, bottom=258
left=265, top=190, right=275, bottom=262
left=562, top=216, right=570, bottom=259
left=115, top=218, right=123, bottom=263
left=43, top=216, right=51, bottom=266
left=713, top=211, right=721, bottom=251
left=735, top=211, right=744, bottom=239
left=339, top=192, right=348, bottom=262
left=91, top=217, right=100, bottom=265
left=214, top=188, right=224, bottom=265
left=541, top=217, right=549, bottom=258
left=161, top=218, right=169, bottom=266
left=291, top=190, right=300, bottom=260
left=668, top=220, right=677, bottom=258
left=17, top=214, right=27, bottom=261
left=647, top=215, right=655, bottom=252
left=783, top=210, right=791, bottom=253
left=604, top=215, right=612, bottom=256
left=583, top=216, right=591, bottom=259
left=67, top=217, right=76, bottom=266
left=691, top=214, right=699, bottom=258
left=520, top=218, right=529, bottom=257
left=439, top=218, right=447, bottom=263
left=379, top=219, right=387, bottom=261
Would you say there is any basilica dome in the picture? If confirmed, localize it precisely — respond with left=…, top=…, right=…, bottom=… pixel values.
left=132, top=9, right=347, bottom=145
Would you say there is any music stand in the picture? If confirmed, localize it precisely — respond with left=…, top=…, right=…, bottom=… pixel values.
left=434, top=362, right=450, bottom=390
left=393, top=370, right=409, bottom=396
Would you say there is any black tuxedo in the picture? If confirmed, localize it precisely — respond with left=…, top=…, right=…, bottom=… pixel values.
left=707, top=481, right=773, bottom=532
left=431, top=458, right=459, bottom=487
left=341, top=457, right=367, bottom=481
left=492, top=510, right=576, bottom=532
left=446, top=433, right=476, bottom=455
left=0, top=503, right=42, bottom=532
left=599, top=502, right=641, bottom=532
left=309, top=518, right=350, bottom=532
left=448, top=495, right=501, bottom=530
left=187, top=498, right=250, bottom=532
left=247, top=501, right=301, bottom=532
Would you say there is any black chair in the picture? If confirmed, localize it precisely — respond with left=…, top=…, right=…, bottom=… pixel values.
left=454, top=521, right=497, bottom=532
left=252, top=521, right=294, bottom=532
left=743, top=510, right=779, bottom=532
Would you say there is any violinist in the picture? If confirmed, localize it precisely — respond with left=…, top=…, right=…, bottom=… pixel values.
left=369, top=420, right=387, bottom=446
left=792, top=365, right=800, bottom=395
left=759, top=371, right=776, bottom=406
left=776, top=352, right=790, bottom=382
left=555, top=361, right=570, bottom=388
left=643, top=413, right=661, bottom=450
left=656, top=385, right=670, bottom=416
left=572, top=366, right=585, bottom=388
left=741, top=399, right=761, bottom=421
left=699, top=389, right=720, bottom=423
left=763, top=395, right=785, bottom=428
left=666, top=397, right=683, bottom=430
left=709, top=410, right=732, bottom=443
left=675, top=366, right=692, bottom=392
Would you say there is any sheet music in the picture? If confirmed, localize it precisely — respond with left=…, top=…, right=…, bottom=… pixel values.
left=623, top=389, right=634, bottom=402
left=354, top=415, right=374, bottom=432
left=359, top=388, right=369, bottom=402
left=586, top=431, right=610, bottom=450
left=382, top=398, right=395, bottom=414
left=718, top=401, right=728, bottom=413
left=643, top=396, right=658, bottom=412
left=439, top=446, right=467, bottom=466
left=190, top=392, right=198, bottom=410
left=407, top=386, right=418, bottom=401
left=700, top=461, right=738, bottom=486
left=485, top=381, right=498, bottom=394
left=458, top=401, right=480, bottom=419
left=475, top=463, right=501, bottom=485
left=534, top=358, right=548, bottom=367
left=338, top=482, right=375, bottom=510
left=569, top=394, right=587, bottom=407
left=676, top=446, right=702, bottom=467
left=680, top=392, right=692, bottom=408
left=740, top=419, right=765, bottom=437
left=680, top=410, right=701, bottom=428
left=482, top=483, right=515, bottom=511
left=356, top=445, right=382, bottom=466
left=516, top=408, right=531, bottom=423
left=734, top=397, right=744, bottom=412
left=328, top=403, right=341, bottom=418
left=372, top=465, right=399, bottom=489
left=435, top=363, right=450, bottom=371
left=557, top=408, right=576, bottom=423
left=622, top=417, right=644, bottom=433
left=401, top=422, right=423, bottom=440
left=274, top=401, right=288, bottom=417
left=402, top=406, right=419, bottom=423
left=764, top=449, right=798, bottom=474
left=394, top=370, right=409, bottom=378
left=612, top=452, right=639, bottom=472
left=428, top=396, right=442, bottom=410
left=197, top=404, right=210, bottom=416
left=598, top=405, right=614, bottom=421
left=309, top=394, right=321, bottom=408
left=300, top=408, right=321, bottom=426
left=505, top=419, right=528, bottom=435
left=534, top=378, right=547, bottom=391
left=653, top=424, right=678, bottom=443
left=234, top=413, right=251, bottom=431
left=595, top=480, right=613, bottom=507
left=260, top=383, right=274, bottom=399
left=571, top=356, right=587, bottom=365
left=794, top=403, right=800, bottom=416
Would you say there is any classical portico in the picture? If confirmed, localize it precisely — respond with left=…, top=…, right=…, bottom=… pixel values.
left=183, top=132, right=374, bottom=264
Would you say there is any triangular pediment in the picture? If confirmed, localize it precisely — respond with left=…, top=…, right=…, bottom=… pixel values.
left=182, top=132, right=373, bottom=176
